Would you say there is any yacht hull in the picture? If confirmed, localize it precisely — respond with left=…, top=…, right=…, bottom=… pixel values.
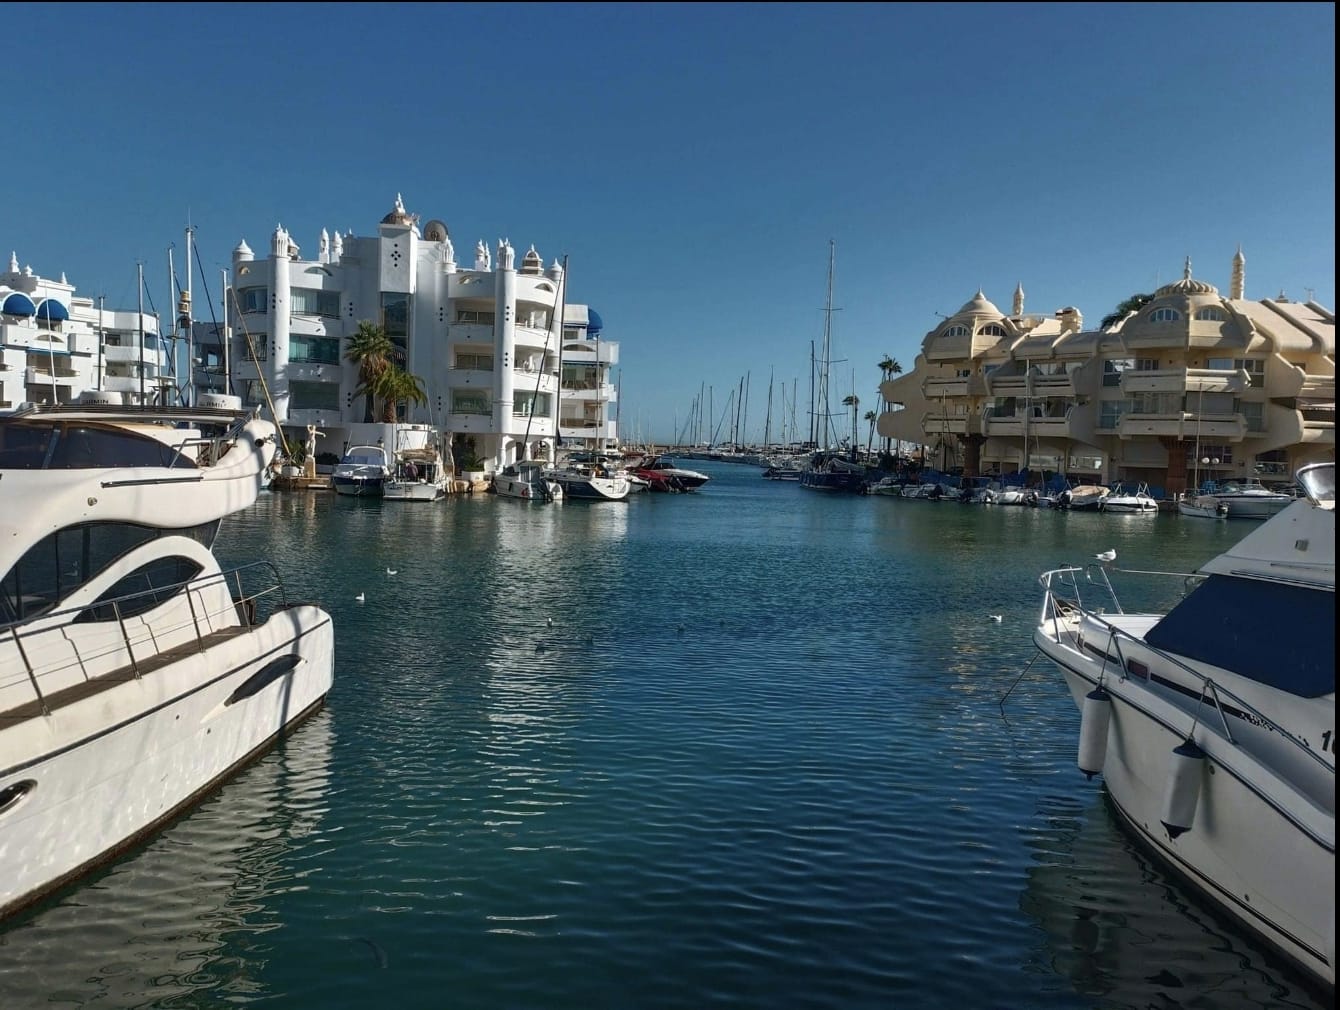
left=1037, top=632, right=1335, bottom=989
left=0, top=607, right=334, bottom=920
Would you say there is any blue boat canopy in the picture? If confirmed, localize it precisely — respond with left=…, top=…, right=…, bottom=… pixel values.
left=2, top=291, right=37, bottom=316
left=586, top=308, right=603, bottom=335
left=35, top=298, right=70, bottom=322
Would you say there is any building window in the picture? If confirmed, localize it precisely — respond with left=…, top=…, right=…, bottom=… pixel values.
left=1098, top=399, right=1131, bottom=428
left=289, top=380, right=341, bottom=412
left=451, top=391, right=490, bottom=415
left=240, top=379, right=267, bottom=408
left=944, top=325, right=970, bottom=338
left=562, top=326, right=584, bottom=341
left=290, top=288, right=341, bottom=318
left=1207, top=357, right=1265, bottom=386
left=1134, top=357, right=1160, bottom=371
left=454, top=352, right=494, bottom=371
left=513, top=392, right=551, bottom=417
left=382, top=292, right=409, bottom=340
left=239, top=334, right=268, bottom=362
left=289, top=335, right=341, bottom=365
left=979, top=324, right=1007, bottom=338
left=456, top=309, right=496, bottom=326
left=1103, top=358, right=1133, bottom=386
left=237, top=287, right=268, bottom=314
left=1240, top=401, right=1265, bottom=431
left=1149, top=307, right=1181, bottom=323
left=1194, top=306, right=1225, bottom=322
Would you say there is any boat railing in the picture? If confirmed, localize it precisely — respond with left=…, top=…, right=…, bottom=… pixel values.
left=2, top=561, right=290, bottom=716
left=1038, top=565, right=1333, bottom=776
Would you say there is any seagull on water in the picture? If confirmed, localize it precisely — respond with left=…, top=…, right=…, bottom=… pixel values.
left=386, top=567, right=398, bottom=575
left=989, top=614, right=1003, bottom=623
left=547, top=617, right=553, bottom=627
left=1095, top=549, right=1117, bottom=563
left=355, top=592, right=365, bottom=603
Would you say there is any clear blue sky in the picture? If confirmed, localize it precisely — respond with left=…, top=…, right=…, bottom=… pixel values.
left=8, top=2, right=1335, bottom=444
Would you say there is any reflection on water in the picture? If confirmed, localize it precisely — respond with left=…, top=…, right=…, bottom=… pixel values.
left=1, top=468, right=1322, bottom=1009
left=1021, top=790, right=1328, bottom=1009
left=0, top=711, right=334, bottom=1008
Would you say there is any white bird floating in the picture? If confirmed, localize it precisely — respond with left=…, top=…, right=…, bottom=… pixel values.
left=386, top=568, right=398, bottom=575
left=1095, top=549, right=1117, bottom=563
left=547, top=617, right=553, bottom=627
left=355, top=592, right=365, bottom=603
left=989, top=614, right=1003, bottom=623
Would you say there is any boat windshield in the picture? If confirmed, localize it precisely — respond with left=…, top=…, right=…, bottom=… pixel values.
left=1144, top=574, right=1335, bottom=698
left=1297, top=462, right=1335, bottom=507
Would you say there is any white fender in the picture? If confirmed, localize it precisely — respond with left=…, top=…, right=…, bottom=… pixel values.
left=1077, top=688, right=1112, bottom=780
left=1160, top=739, right=1206, bottom=839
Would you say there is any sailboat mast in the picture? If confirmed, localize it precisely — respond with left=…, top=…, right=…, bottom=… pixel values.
left=137, top=262, right=146, bottom=406
left=819, top=240, right=836, bottom=449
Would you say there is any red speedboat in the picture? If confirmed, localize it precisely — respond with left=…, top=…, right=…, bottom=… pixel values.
left=633, top=455, right=711, bottom=491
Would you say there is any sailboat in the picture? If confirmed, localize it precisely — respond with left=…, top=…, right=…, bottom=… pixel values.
left=800, top=241, right=866, bottom=493
left=1178, top=386, right=1229, bottom=519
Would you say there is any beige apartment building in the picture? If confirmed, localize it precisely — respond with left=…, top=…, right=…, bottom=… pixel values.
left=876, top=250, right=1334, bottom=493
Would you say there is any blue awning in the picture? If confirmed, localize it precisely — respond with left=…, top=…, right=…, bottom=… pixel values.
left=35, top=298, right=70, bottom=322
left=1, top=291, right=36, bottom=316
left=586, top=308, right=603, bottom=335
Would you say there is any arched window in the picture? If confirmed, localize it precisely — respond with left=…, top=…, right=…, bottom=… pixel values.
left=1149, top=308, right=1181, bottom=323
left=979, top=324, right=1007, bottom=338
left=1194, top=307, right=1225, bottom=321
left=944, top=325, right=970, bottom=338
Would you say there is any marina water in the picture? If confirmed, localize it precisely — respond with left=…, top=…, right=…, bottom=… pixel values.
left=0, top=462, right=1327, bottom=1009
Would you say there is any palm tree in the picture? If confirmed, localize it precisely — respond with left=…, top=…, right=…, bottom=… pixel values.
left=1100, top=294, right=1153, bottom=330
left=345, top=321, right=394, bottom=423
left=842, top=393, right=859, bottom=458
left=877, top=356, right=903, bottom=452
left=375, top=366, right=428, bottom=424
left=864, top=409, right=878, bottom=455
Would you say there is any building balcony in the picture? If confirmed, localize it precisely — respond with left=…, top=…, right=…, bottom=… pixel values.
left=1120, top=366, right=1248, bottom=395
left=25, top=366, right=82, bottom=386
left=923, top=374, right=986, bottom=399
left=102, top=344, right=162, bottom=365
left=1116, top=412, right=1246, bottom=440
left=1299, top=373, right=1335, bottom=400
left=560, top=339, right=618, bottom=366
left=449, top=322, right=496, bottom=344
left=920, top=409, right=981, bottom=436
left=561, top=381, right=616, bottom=402
left=983, top=409, right=1077, bottom=440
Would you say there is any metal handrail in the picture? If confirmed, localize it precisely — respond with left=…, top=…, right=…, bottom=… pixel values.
left=1038, top=567, right=1333, bottom=775
left=2, top=561, right=289, bottom=710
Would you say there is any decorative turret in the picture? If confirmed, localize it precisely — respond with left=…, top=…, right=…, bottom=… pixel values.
left=382, top=192, right=415, bottom=227
left=1013, top=282, right=1025, bottom=317
left=271, top=224, right=288, bottom=257
left=498, top=238, right=515, bottom=271
left=331, top=231, right=343, bottom=263
left=546, top=258, right=564, bottom=284
left=233, top=238, right=254, bottom=262
left=1154, top=256, right=1218, bottom=298
left=1231, top=245, right=1245, bottom=299
left=319, top=228, right=329, bottom=264
left=7, top=252, right=17, bottom=274
left=520, top=244, right=544, bottom=275
left=475, top=240, right=490, bottom=271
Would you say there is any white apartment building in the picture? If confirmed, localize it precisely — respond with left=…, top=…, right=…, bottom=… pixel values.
left=225, top=195, right=618, bottom=469
left=0, top=254, right=170, bottom=411
left=877, top=251, right=1334, bottom=492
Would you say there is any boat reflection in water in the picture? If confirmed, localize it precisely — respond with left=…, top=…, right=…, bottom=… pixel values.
left=0, top=710, right=334, bottom=1008
left=1021, top=791, right=1331, bottom=1009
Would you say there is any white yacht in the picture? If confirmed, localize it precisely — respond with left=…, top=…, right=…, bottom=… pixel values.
left=1099, top=482, right=1159, bottom=514
left=1197, top=478, right=1296, bottom=519
left=1033, top=462, right=1335, bottom=989
left=493, top=461, right=563, bottom=502
left=331, top=444, right=391, bottom=497
left=0, top=401, right=334, bottom=920
left=382, top=446, right=447, bottom=501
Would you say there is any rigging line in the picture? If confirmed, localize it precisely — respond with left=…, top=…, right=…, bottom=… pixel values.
left=227, top=286, right=291, bottom=459
left=191, top=238, right=221, bottom=330
left=998, top=651, right=1040, bottom=711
